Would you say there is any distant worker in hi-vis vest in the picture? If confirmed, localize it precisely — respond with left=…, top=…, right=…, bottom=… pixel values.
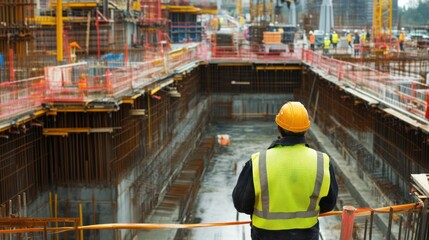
left=232, top=101, right=338, bottom=240
left=331, top=31, right=339, bottom=49
left=309, top=31, right=315, bottom=51
left=323, top=35, right=331, bottom=55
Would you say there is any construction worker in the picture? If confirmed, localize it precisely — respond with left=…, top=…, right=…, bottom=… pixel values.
left=331, top=31, right=339, bottom=49
left=346, top=30, right=352, bottom=48
left=239, top=15, right=245, bottom=30
left=218, top=17, right=223, bottom=31
left=399, top=28, right=406, bottom=51
left=353, top=30, right=360, bottom=57
left=78, top=72, right=88, bottom=97
left=232, top=101, right=338, bottom=240
left=309, top=31, right=315, bottom=51
left=360, top=30, right=366, bottom=43
left=68, top=41, right=81, bottom=63
left=211, top=17, right=218, bottom=31
left=323, top=35, right=331, bottom=55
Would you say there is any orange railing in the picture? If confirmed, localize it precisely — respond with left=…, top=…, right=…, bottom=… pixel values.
left=1, top=44, right=429, bottom=124
left=302, top=49, right=429, bottom=123
left=0, top=203, right=425, bottom=240
left=0, top=76, right=45, bottom=121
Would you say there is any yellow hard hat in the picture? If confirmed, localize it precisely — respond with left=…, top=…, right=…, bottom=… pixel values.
left=275, top=102, right=310, bottom=132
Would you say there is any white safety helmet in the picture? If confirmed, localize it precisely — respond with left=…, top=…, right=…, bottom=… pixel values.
left=309, top=31, right=313, bottom=34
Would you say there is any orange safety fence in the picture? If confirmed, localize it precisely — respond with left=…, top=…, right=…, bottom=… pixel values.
left=41, top=44, right=203, bottom=104
left=302, top=49, right=429, bottom=122
left=210, top=42, right=301, bottom=61
left=1, top=44, right=429, bottom=124
left=0, top=76, right=45, bottom=121
left=0, top=203, right=421, bottom=234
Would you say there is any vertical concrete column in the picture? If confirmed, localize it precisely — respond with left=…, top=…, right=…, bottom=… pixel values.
left=340, top=205, right=356, bottom=240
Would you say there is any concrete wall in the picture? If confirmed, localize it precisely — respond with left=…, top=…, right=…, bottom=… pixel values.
left=211, top=93, right=295, bottom=119
left=24, top=98, right=210, bottom=240
left=116, top=99, right=210, bottom=239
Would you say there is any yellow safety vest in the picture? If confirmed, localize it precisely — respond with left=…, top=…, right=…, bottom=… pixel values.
left=332, top=33, right=339, bottom=43
left=324, top=39, right=331, bottom=49
left=251, top=144, right=330, bottom=230
left=346, top=34, right=352, bottom=42
left=399, top=32, right=405, bottom=42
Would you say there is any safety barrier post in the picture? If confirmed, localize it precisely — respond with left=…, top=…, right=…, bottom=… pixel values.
left=106, top=69, right=112, bottom=95
left=301, top=48, right=304, bottom=61
left=8, top=48, right=15, bottom=81
left=425, top=92, right=429, bottom=120
left=340, top=206, right=356, bottom=240
left=338, top=62, right=343, bottom=81
left=124, top=44, right=128, bottom=65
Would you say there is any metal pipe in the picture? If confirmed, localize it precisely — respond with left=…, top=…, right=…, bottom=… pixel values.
left=340, top=205, right=356, bottom=240
left=49, top=192, right=52, bottom=218
left=55, top=193, right=58, bottom=240
left=79, top=202, right=84, bottom=240
left=56, top=0, right=63, bottom=62
left=17, top=195, right=21, bottom=217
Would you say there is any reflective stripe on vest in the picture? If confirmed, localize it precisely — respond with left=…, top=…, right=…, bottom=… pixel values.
left=251, top=145, right=330, bottom=230
left=253, top=151, right=324, bottom=219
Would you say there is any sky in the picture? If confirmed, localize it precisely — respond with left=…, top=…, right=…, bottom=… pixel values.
left=398, top=0, right=407, bottom=8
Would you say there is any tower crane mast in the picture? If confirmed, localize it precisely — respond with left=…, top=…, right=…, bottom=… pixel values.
left=373, top=0, right=392, bottom=41
left=236, top=0, right=242, bottom=16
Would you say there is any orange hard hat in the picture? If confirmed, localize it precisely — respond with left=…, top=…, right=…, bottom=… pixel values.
left=275, top=101, right=310, bottom=132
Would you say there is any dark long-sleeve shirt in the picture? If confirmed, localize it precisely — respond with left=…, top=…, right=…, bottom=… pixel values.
left=232, top=135, right=338, bottom=239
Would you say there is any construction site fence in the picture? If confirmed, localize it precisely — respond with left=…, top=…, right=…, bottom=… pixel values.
left=302, top=49, right=429, bottom=123
left=1, top=43, right=429, bottom=124
left=0, top=203, right=428, bottom=240
left=210, top=42, right=301, bottom=61
left=41, top=43, right=200, bottom=103
left=0, top=76, right=45, bottom=121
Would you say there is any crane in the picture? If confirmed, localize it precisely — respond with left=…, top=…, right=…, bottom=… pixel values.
left=373, top=0, right=392, bottom=42
left=236, top=0, right=242, bottom=16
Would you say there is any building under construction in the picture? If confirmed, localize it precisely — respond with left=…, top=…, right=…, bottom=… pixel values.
left=1, top=0, right=429, bottom=239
